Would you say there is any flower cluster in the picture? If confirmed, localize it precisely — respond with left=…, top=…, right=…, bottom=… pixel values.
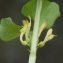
left=20, top=16, right=56, bottom=48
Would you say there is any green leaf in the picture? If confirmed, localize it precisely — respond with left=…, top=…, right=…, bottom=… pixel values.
left=21, top=0, right=60, bottom=28
left=0, top=17, right=21, bottom=41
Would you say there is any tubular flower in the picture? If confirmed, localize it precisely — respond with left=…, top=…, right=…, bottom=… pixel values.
left=20, top=15, right=31, bottom=46
left=44, top=28, right=56, bottom=43
left=38, top=20, right=47, bottom=37
left=38, top=21, right=56, bottom=48
left=38, top=28, right=56, bottom=48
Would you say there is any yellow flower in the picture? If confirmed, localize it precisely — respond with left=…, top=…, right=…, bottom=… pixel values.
left=44, top=28, right=56, bottom=43
left=38, top=20, right=47, bottom=37
left=20, top=15, right=31, bottom=46
left=37, top=28, right=56, bottom=48
left=37, top=21, right=56, bottom=48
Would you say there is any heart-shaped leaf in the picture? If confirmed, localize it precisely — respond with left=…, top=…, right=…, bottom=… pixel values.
left=0, top=17, right=21, bottom=41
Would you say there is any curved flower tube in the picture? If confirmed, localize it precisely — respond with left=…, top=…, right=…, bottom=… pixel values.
left=20, top=15, right=31, bottom=46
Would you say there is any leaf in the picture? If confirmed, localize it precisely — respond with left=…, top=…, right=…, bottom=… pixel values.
left=21, top=0, right=60, bottom=28
left=0, top=17, right=21, bottom=41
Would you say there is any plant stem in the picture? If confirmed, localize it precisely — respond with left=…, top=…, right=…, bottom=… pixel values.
left=28, top=0, right=42, bottom=63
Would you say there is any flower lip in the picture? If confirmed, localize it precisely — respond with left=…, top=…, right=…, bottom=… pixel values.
left=20, top=20, right=28, bottom=33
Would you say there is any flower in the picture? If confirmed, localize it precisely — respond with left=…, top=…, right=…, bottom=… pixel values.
left=20, top=15, right=31, bottom=46
left=37, top=22, right=56, bottom=48
left=37, top=28, right=56, bottom=48
left=44, top=28, right=56, bottom=43
left=38, top=20, right=47, bottom=37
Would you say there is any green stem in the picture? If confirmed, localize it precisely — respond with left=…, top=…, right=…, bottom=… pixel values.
left=28, top=0, right=42, bottom=63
